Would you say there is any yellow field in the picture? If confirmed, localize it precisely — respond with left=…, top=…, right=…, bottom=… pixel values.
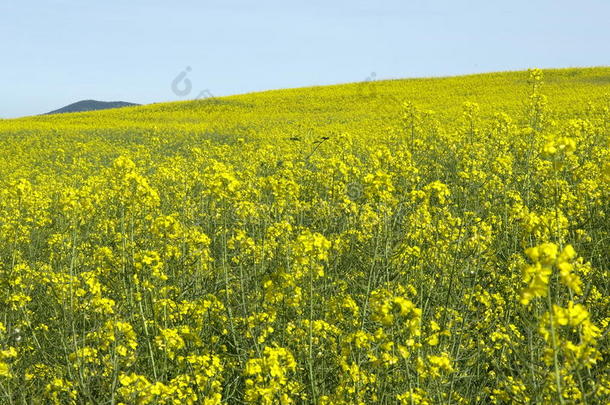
left=0, top=67, right=609, bottom=404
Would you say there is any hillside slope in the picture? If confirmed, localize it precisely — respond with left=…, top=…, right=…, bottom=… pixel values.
left=1, top=67, right=609, bottom=183
left=45, top=99, right=139, bottom=115
left=0, top=68, right=609, bottom=403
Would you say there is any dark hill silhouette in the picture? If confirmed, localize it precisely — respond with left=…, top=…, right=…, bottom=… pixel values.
left=45, top=100, right=139, bottom=115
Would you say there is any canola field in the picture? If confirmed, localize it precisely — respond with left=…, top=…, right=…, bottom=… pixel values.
left=0, top=68, right=610, bottom=404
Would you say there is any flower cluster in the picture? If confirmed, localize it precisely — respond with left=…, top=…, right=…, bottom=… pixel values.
left=0, top=67, right=609, bottom=403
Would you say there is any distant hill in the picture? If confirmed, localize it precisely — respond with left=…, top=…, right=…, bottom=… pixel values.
left=45, top=100, right=139, bottom=115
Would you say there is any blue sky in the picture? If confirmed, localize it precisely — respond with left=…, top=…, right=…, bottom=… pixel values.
left=1, top=0, right=609, bottom=118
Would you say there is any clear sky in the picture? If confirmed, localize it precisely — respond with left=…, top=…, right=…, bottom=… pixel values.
left=1, top=0, right=609, bottom=118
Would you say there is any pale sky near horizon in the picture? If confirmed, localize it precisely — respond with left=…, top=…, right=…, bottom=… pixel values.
left=1, top=0, right=609, bottom=118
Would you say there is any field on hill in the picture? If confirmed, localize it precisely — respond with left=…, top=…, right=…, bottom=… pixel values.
left=0, top=68, right=609, bottom=404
